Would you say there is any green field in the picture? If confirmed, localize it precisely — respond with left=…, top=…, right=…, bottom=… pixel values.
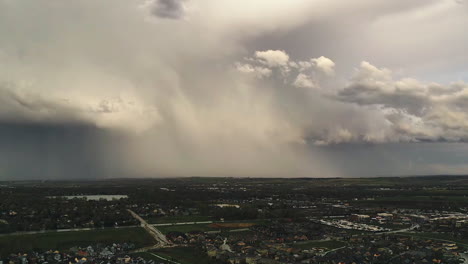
left=155, top=220, right=264, bottom=234
left=0, top=227, right=155, bottom=256
left=151, top=247, right=214, bottom=264
left=354, top=194, right=468, bottom=208
left=399, top=232, right=468, bottom=247
left=157, top=224, right=219, bottom=234
left=292, top=240, right=346, bottom=250
left=148, top=215, right=214, bottom=224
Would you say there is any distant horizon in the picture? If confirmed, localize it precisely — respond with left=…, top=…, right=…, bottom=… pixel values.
left=3, top=174, right=468, bottom=182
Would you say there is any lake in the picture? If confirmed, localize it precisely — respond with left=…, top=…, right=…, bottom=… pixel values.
left=48, top=195, right=128, bottom=201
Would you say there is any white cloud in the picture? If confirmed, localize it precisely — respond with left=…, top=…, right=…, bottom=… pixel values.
left=237, top=51, right=334, bottom=89
left=255, top=50, right=290, bottom=67
left=235, top=63, right=272, bottom=79
left=336, top=61, right=468, bottom=143
left=87, top=97, right=162, bottom=133
left=312, top=56, right=335, bottom=75
left=293, top=73, right=315, bottom=88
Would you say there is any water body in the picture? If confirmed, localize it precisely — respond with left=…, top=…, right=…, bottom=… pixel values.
left=49, top=195, right=128, bottom=201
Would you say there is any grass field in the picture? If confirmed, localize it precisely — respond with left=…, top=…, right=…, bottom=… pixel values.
left=156, top=221, right=260, bottom=234
left=147, top=215, right=214, bottom=224
left=151, top=247, right=214, bottom=264
left=354, top=194, right=468, bottom=208
left=0, top=227, right=155, bottom=256
left=399, top=232, right=468, bottom=246
left=208, top=222, right=256, bottom=228
left=223, top=219, right=270, bottom=226
left=292, top=240, right=346, bottom=250
left=157, top=224, right=219, bottom=234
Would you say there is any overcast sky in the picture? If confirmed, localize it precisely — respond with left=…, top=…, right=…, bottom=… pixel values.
left=0, top=0, right=468, bottom=179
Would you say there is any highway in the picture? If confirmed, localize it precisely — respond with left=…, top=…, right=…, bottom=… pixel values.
left=0, top=220, right=217, bottom=237
left=0, top=225, right=139, bottom=237
left=380, top=224, right=420, bottom=234
left=146, top=252, right=181, bottom=264
left=320, top=246, right=347, bottom=257
left=152, top=221, right=213, bottom=226
left=127, top=209, right=171, bottom=247
left=0, top=220, right=420, bottom=238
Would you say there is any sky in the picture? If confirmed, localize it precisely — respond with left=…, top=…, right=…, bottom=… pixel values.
left=0, top=0, right=468, bottom=179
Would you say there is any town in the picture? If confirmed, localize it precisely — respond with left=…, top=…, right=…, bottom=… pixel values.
left=1, top=176, right=467, bottom=264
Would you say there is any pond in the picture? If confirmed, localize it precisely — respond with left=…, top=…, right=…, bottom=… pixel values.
left=48, top=195, right=128, bottom=201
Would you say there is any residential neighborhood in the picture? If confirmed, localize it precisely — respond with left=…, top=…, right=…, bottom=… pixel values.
left=1, top=177, right=468, bottom=264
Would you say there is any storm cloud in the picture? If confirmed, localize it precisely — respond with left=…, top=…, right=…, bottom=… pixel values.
left=0, top=0, right=467, bottom=179
left=146, top=0, right=187, bottom=19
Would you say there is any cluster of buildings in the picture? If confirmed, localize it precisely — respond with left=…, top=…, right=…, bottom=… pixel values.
left=128, top=203, right=200, bottom=220
left=0, top=244, right=155, bottom=264
left=418, top=212, right=468, bottom=235
left=318, top=219, right=390, bottom=232
left=0, top=199, right=138, bottom=232
left=199, top=230, right=467, bottom=264
left=159, top=210, right=468, bottom=264
left=319, top=235, right=466, bottom=264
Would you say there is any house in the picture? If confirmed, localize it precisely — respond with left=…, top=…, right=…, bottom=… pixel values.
left=206, top=245, right=218, bottom=257
left=227, top=256, right=243, bottom=264
left=99, top=248, right=114, bottom=258
left=245, top=255, right=261, bottom=264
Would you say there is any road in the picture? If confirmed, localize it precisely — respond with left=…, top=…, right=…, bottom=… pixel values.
left=0, top=220, right=420, bottom=238
left=146, top=252, right=181, bottom=264
left=128, top=249, right=182, bottom=264
left=380, top=224, right=420, bottom=234
left=206, top=228, right=250, bottom=234
left=127, top=209, right=171, bottom=247
left=320, top=246, right=347, bottom=256
left=152, top=221, right=213, bottom=226
left=394, top=233, right=468, bottom=248
left=314, top=225, right=420, bottom=257
left=0, top=220, right=229, bottom=237
left=0, top=225, right=139, bottom=237
left=0, top=221, right=216, bottom=237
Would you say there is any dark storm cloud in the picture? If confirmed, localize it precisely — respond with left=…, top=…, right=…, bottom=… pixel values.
left=316, top=143, right=468, bottom=177
left=0, top=122, right=124, bottom=180
left=0, top=85, right=85, bottom=125
left=148, top=0, right=187, bottom=19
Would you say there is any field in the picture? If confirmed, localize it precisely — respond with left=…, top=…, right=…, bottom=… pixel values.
left=147, top=215, right=214, bottom=224
left=399, top=232, right=468, bottom=247
left=150, top=247, right=214, bottom=264
left=292, top=240, right=346, bottom=250
left=208, top=222, right=256, bottom=228
left=156, top=221, right=259, bottom=234
left=157, top=224, right=219, bottom=234
left=0, top=228, right=154, bottom=256
left=354, top=191, right=468, bottom=209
